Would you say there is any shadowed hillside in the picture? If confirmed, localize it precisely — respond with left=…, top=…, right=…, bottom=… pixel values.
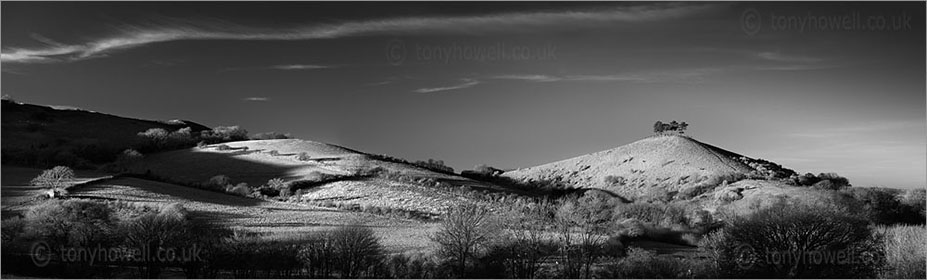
left=1, top=99, right=210, bottom=165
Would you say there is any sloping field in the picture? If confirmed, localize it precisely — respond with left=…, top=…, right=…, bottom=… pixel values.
left=0, top=165, right=111, bottom=215
left=129, top=139, right=484, bottom=187
left=299, top=178, right=499, bottom=216
left=126, top=139, right=516, bottom=215
left=503, top=135, right=756, bottom=200
left=70, top=177, right=439, bottom=253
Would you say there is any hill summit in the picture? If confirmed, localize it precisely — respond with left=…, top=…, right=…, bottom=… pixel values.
left=502, top=135, right=795, bottom=201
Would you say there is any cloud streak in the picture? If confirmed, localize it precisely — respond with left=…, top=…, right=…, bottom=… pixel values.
left=755, top=51, right=822, bottom=64
left=269, top=64, right=332, bottom=70
left=492, top=68, right=724, bottom=84
left=2, top=3, right=722, bottom=63
left=413, top=79, right=480, bottom=93
left=243, top=97, right=270, bottom=102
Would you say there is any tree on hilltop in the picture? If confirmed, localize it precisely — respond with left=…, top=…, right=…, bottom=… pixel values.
left=653, top=120, right=689, bottom=135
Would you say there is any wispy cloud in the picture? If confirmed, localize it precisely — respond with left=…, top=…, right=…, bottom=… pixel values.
left=491, top=74, right=564, bottom=82
left=755, top=51, right=822, bottom=64
left=752, top=64, right=837, bottom=71
left=492, top=68, right=723, bottom=84
left=413, top=79, right=480, bottom=93
left=269, top=64, right=332, bottom=70
left=365, top=80, right=396, bottom=86
left=243, top=97, right=270, bottom=102
left=1, top=3, right=722, bottom=63
left=750, top=51, right=838, bottom=71
left=787, top=121, right=924, bottom=139
left=678, top=48, right=833, bottom=72
left=493, top=74, right=645, bottom=82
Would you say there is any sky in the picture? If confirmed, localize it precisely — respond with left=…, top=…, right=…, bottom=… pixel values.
left=2, top=2, right=925, bottom=188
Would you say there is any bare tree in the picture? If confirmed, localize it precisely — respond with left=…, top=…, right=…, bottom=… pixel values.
left=431, top=203, right=500, bottom=277
left=330, top=226, right=383, bottom=278
left=493, top=200, right=559, bottom=278
left=555, top=194, right=615, bottom=278
left=30, top=166, right=75, bottom=190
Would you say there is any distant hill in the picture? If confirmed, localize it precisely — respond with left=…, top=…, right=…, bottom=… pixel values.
left=1, top=99, right=211, bottom=166
left=502, top=135, right=796, bottom=201
left=1, top=100, right=520, bottom=216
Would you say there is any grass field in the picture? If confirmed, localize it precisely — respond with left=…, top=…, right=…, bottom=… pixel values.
left=72, top=177, right=441, bottom=253
left=1, top=165, right=111, bottom=216
left=2, top=165, right=439, bottom=254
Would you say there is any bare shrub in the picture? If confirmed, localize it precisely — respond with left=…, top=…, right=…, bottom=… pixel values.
left=555, top=193, right=619, bottom=278
left=614, top=201, right=689, bottom=227
left=598, top=247, right=698, bottom=278
left=461, top=164, right=505, bottom=179
left=383, top=253, right=438, bottom=278
left=121, top=205, right=196, bottom=278
left=877, top=225, right=926, bottom=279
left=412, top=159, right=455, bottom=174
left=250, top=131, right=291, bottom=140
left=205, top=175, right=232, bottom=190
left=214, top=232, right=302, bottom=278
left=299, top=231, right=336, bottom=277
left=487, top=200, right=560, bottom=278
left=840, top=187, right=925, bottom=225
left=228, top=183, right=251, bottom=197
left=24, top=199, right=114, bottom=248
left=200, top=125, right=248, bottom=143
left=264, top=178, right=288, bottom=197
left=17, top=199, right=116, bottom=277
left=330, top=226, right=383, bottom=278
left=137, top=127, right=197, bottom=151
left=119, top=149, right=143, bottom=161
left=898, top=189, right=926, bottom=219
left=603, top=175, right=627, bottom=186
left=298, top=226, right=383, bottom=278
left=266, top=178, right=285, bottom=190
left=137, top=128, right=170, bottom=150
left=700, top=200, right=884, bottom=278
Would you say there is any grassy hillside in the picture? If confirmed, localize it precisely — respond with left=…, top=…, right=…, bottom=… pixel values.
left=126, top=139, right=519, bottom=216
left=503, top=135, right=763, bottom=201
left=129, top=139, right=488, bottom=185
